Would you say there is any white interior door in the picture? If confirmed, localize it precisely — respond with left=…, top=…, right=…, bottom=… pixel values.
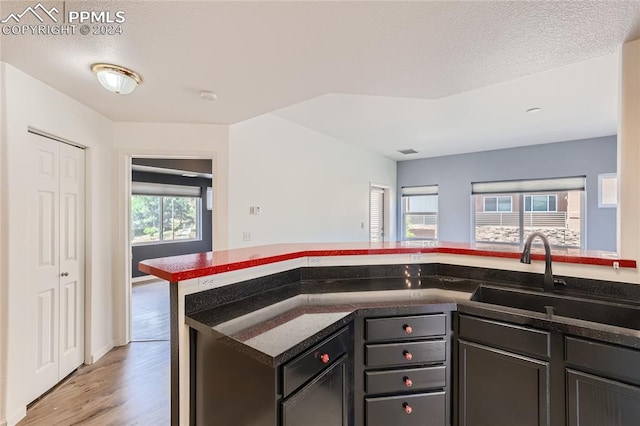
left=31, top=134, right=61, bottom=398
left=28, top=134, right=85, bottom=401
left=58, top=143, right=85, bottom=378
left=370, top=186, right=385, bottom=242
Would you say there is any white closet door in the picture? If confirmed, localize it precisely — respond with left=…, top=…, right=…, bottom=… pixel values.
left=27, top=134, right=85, bottom=402
left=58, top=142, right=85, bottom=378
left=30, top=134, right=61, bottom=399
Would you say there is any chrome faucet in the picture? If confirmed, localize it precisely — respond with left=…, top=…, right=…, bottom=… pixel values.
left=520, top=232, right=555, bottom=292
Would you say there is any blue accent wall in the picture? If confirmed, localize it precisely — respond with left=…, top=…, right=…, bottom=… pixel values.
left=397, top=136, right=617, bottom=252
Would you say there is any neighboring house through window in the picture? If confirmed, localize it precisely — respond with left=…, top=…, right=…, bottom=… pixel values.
left=402, top=185, right=438, bottom=240
left=483, top=196, right=512, bottom=212
left=525, top=194, right=557, bottom=212
left=472, top=176, right=585, bottom=248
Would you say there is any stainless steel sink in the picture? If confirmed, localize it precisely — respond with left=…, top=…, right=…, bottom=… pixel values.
left=471, top=285, right=640, bottom=330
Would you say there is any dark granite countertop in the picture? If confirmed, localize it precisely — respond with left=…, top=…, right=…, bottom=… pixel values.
left=186, top=272, right=640, bottom=367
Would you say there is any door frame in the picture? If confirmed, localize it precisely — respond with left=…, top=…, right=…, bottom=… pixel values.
left=26, top=128, right=91, bottom=368
left=116, top=150, right=220, bottom=346
left=369, top=183, right=391, bottom=243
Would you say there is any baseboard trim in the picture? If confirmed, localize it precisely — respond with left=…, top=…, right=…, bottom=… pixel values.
left=90, top=339, right=115, bottom=364
left=131, top=275, right=159, bottom=284
left=6, top=405, right=26, bottom=426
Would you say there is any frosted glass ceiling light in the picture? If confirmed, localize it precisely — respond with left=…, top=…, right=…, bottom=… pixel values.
left=91, top=63, right=142, bottom=94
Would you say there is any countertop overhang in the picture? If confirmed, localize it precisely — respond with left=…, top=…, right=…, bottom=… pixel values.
left=186, top=274, right=640, bottom=367
left=138, top=241, right=635, bottom=282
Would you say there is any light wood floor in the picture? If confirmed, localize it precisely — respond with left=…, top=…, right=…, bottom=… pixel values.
left=132, top=280, right=170, bottom=342
left=19, top=279, right=171, bottom=425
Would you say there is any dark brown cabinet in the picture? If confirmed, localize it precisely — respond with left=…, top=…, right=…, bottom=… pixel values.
left=565, top=337, right=640, bottom=426
left=191, top=326, right=351, bottom=426
left=455, top=313, right=640, bottom=426
left=357, top=313, right=451, bottom=426
left=456, top=315, right=552, bottom=426
left=366, top=391, right=446, bottom=426
left=458, top=340, right=549, bottom=426
left=567, top=369, right=640, bottom=426
left=282, top=354, right=348, bottom=426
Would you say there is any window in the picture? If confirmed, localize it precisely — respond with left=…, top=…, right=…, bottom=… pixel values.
left=598, top=173, right=617, bottom=208
left=484, top=196, right=512, bottom=212
left=131, top=182, right=201, bottom=245
left=525, top=195, right=557, bottom=212
left=402, top=185, right=438, bottom=240
left=472, top=177, right=585, bottom=248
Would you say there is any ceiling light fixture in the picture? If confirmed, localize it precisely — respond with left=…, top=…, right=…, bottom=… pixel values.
left=526, top=107, right=542, bottom=113
left=91, top=63, right=142, bottom=94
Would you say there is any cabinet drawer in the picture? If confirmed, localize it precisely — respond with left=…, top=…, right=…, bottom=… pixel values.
left=458, top=314, right=550, bottom=359
left=282, top=327, right=349, bottom=397
left=365, top=365, right=446, bottom=395
left=566, top=337, right=640, bottom=386
left=366, top=340, right=445, bottom=368
left=366, top=391, right=446, bottom=426
left=366, top=314, right=446, bottom=341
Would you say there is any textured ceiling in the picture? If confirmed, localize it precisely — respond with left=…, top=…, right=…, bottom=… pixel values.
left=274, top=53, right=619, bottom=160
left=2, top=1, right=639, bottom=157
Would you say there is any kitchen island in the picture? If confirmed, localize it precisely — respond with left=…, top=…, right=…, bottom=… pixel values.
left=138, top=242, right=637, bottom=426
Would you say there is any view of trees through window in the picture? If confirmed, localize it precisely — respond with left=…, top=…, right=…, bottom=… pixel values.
left=131, top=195, right=199, bottom=244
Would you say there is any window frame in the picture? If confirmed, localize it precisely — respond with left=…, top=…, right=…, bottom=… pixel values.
left=131, top=194, right=202, bottom=246
left=483, top=195, right=513, bottom=212
left=598, top=173, right=617, bottom=208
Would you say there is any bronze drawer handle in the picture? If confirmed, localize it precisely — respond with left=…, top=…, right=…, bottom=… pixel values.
left=402, top=350, right=413, bottom=361
left=403, top=324, right=413, bottom=334
left=320, top=353, right=330, bottom=364
left=403, top=402, right=413, bottom=414
left=403, top=376, right=413, bottom=387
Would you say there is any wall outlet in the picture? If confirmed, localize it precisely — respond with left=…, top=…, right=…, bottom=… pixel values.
left=243, top=231, right=251, bottom=242
left=199, top=276, right=216, bottom=290
left=308, top=257, right=322, bottom=266
left=410, top=253, right=423, bottom=262
left=613, top=261, right=620, bottom=270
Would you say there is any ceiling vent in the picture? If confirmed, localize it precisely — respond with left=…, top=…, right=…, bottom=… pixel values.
left=397, top=148, right=419, bottom=155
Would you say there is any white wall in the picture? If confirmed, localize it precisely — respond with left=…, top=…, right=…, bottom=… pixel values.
left=228, top=114, right=397, bottom=248
left=0, top=62, right=114, bottom=425
left=111, top=122, right=228, bottom=344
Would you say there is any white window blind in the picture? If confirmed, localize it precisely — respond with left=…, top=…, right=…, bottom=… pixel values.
left=471, top=176, right=586, bottom=195
left=132, top=181, right=201, bottom=197
left=402, top=185, right=438, bottom=196
left=370, top=187, right=384, bottom=242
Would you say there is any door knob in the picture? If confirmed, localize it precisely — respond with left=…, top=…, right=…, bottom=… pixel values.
left=61, top=272, right=69, bottom=277
left=403, top=376, right=413, bottom=387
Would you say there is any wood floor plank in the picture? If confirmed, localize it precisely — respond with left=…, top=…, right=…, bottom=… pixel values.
left=132, top=280, right=170, bottom=342
left=18, top=342, right=170, bottom=426
left=19, top=279, right=171, bottom=425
